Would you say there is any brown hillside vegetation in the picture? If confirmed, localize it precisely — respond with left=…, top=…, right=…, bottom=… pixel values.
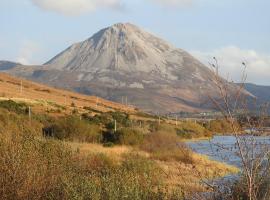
left=0, top=72, right=239, bottom=199
left=0, top=73, right=135, bottom=114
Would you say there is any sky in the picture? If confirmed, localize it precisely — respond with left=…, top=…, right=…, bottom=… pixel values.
left=0, top=0, right=270, bottom=85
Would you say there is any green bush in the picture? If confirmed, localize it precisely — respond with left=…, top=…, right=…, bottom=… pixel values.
left=116, top=128, right=144, bottom=146
left=0, top=100, right=28, bottom=114
left=205, top=119, right=239, bottom=134
left=83, top=113, right=113, bottom=125
left=49, top=116, right=102, bottom=142
left=176, top=121, right=212, bottom=139
left=110, top=111, right=131, bottom=127
left=0, top=108, right=43, bottom=137
left=103, top=128, right=144, bottom=146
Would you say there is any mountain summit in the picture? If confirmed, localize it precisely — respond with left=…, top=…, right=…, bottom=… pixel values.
left=1, top=23, right=244, bottom=113
left=45, top=23, right=213, bottom=83
left=46, top=23, right=177, bottom=73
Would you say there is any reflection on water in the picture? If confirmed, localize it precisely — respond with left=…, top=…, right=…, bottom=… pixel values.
left=187, top=136, right=270, bottom=167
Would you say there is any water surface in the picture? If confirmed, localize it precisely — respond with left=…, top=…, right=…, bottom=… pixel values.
left=187, top=136, right=270, bottom=167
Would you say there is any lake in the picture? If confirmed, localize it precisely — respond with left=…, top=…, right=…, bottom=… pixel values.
left=187, top=136, right=270, bottom=167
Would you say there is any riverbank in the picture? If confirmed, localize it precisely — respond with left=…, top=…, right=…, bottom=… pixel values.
left=67, top=142, right=239, bottom=194
left=180, top=136, right=212, bottom=142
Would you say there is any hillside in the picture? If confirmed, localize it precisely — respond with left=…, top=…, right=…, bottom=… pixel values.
left=0, top=73, right=237, bottom=198
left=0, top=23, right=248, bottom=114
left=0, top=72, right=135, bottom=115
left=241, top=83, right=270, bottom=103
left=0, top=61, right=20, bottom=70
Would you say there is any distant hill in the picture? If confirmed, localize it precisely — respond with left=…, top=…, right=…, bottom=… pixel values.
left=0, top=23, right=251, bottom=114
left=241, top=83, right=270, bottom=104
left=0, top=61, right=20, bottom=70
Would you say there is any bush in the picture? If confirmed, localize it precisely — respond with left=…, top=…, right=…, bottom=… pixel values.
left=82, top=113, right=111, bottom=125
left=176, top=121, right=212, bottom=139
left=103, top=128, right=144, bottom=146
left=0, top=100, right=28, bottom=114
left=110, top=111, right=131, bottom=127
left=0, top=131, right=184, bottom=199
left=0, top=108, right=43, bottom=137
left=205, top=119, right=240, bottom=134
left=48, top=116, right=102, bottom=143
left=0, top=132, right=73, bottom=200
left=140, top=132, right=194, bottom=164
left=0, top=108, right=185, bottom=199
left=116, top=128, right=144, bottom=146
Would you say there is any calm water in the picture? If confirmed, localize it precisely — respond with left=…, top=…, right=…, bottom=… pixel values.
left=187, top=136, right=270, bottom=167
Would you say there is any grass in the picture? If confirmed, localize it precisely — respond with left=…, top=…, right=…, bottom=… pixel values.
left=176, top=121, right=212, bottom=139
left=204, top=119, right=241, bottom=134
left=46, top=116, right=102, bottom=143
left=0, top=73, right=135, bottom=115
left=67, top=140, right=238, bottom=195
left=0, top=75, right=241, bottom=199
left=0, top=132, right=185, bottom=200
left=157, top=153, right=239, bottom=194
left=0, top=100, right=28, bottom=114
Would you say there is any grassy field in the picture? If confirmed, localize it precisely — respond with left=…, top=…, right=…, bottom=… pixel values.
left=66, top=141, right=238, bottom=193
left=0, top=73, right=135, bottom=114
left=0, top=73, right=240, bottom=199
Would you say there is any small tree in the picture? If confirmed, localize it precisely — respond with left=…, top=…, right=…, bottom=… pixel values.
left=195, top=58, right=270, bottom=200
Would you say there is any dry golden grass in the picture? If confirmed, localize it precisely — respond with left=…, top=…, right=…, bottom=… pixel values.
left=0, top=73, right=135, bottom=114
left=158, top=153, right=239, bottom=193
left=65, top=141, right=238, bottom=193
left=66, top=142, right=149, bottom=162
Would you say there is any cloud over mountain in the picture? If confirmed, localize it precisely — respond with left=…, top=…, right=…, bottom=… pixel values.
left=31, top=0, right=124, bottom=16
left=191, top=46, right=270, bottom=85
left=149, top=0, right=194, bottom=7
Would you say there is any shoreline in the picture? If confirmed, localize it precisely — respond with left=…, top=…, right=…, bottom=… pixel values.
left=180, top=136, right=212, bottom=143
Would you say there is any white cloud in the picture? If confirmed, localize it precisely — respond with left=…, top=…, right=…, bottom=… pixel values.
left=31, top=0, right=124, bottom=16
left=149, top=0, right=194, bottom=7
left=17, top=40, right=41, bottom=65
left=191, top=46, right=270, bottom=85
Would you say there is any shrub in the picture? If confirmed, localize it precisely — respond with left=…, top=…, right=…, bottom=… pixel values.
left=103, top=142, right=115, bottom=147
left=103, top=128, right=144, bottom=146
left=0, top=100, right=28, bottom=114
left=205, top=119, right=240, bottom=134
left=0, top=116, right=184, bottom=199
left=0, top=108, right=43, bottom=137
left=140, top=132, right=194, bottom=164
left=83, top=113, right=112, bottom=125
left=176, top=121, right=212, bottom=139
left=0, top=132, right=73, bottom=200
left=116, top=128, right=144, bottom=146
left=110, top=111, right=131, bottom=127
left=48, top=116, right=102, bottom=142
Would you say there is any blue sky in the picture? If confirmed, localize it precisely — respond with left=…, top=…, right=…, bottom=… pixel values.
left=1, top=0, right=270, bottom=85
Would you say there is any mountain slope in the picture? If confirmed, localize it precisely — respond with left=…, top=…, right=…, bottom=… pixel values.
left=241, top=83, right=270, bottom=103
left=0, top=61, right=20, bottom=70
left=1, top=23, right=247, bottom=114
left=0, top=72, right=135, bottom=114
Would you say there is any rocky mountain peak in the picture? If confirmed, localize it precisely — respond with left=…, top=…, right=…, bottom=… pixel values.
left=9, top=22, right=237, bottom=113
left=45, top=22, right=180, bottom=74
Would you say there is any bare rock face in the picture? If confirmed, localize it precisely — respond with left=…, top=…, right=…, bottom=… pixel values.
left=45, top=23, right=212, bottom=83
left=1, top=23, right=247, bottom=114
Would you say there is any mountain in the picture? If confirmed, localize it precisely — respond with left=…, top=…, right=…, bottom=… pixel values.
left=0, top=61, right=20, bottom=70
left=0, top=23, right=248, bottom=114
left=241, top=83, right=270, bottom=104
